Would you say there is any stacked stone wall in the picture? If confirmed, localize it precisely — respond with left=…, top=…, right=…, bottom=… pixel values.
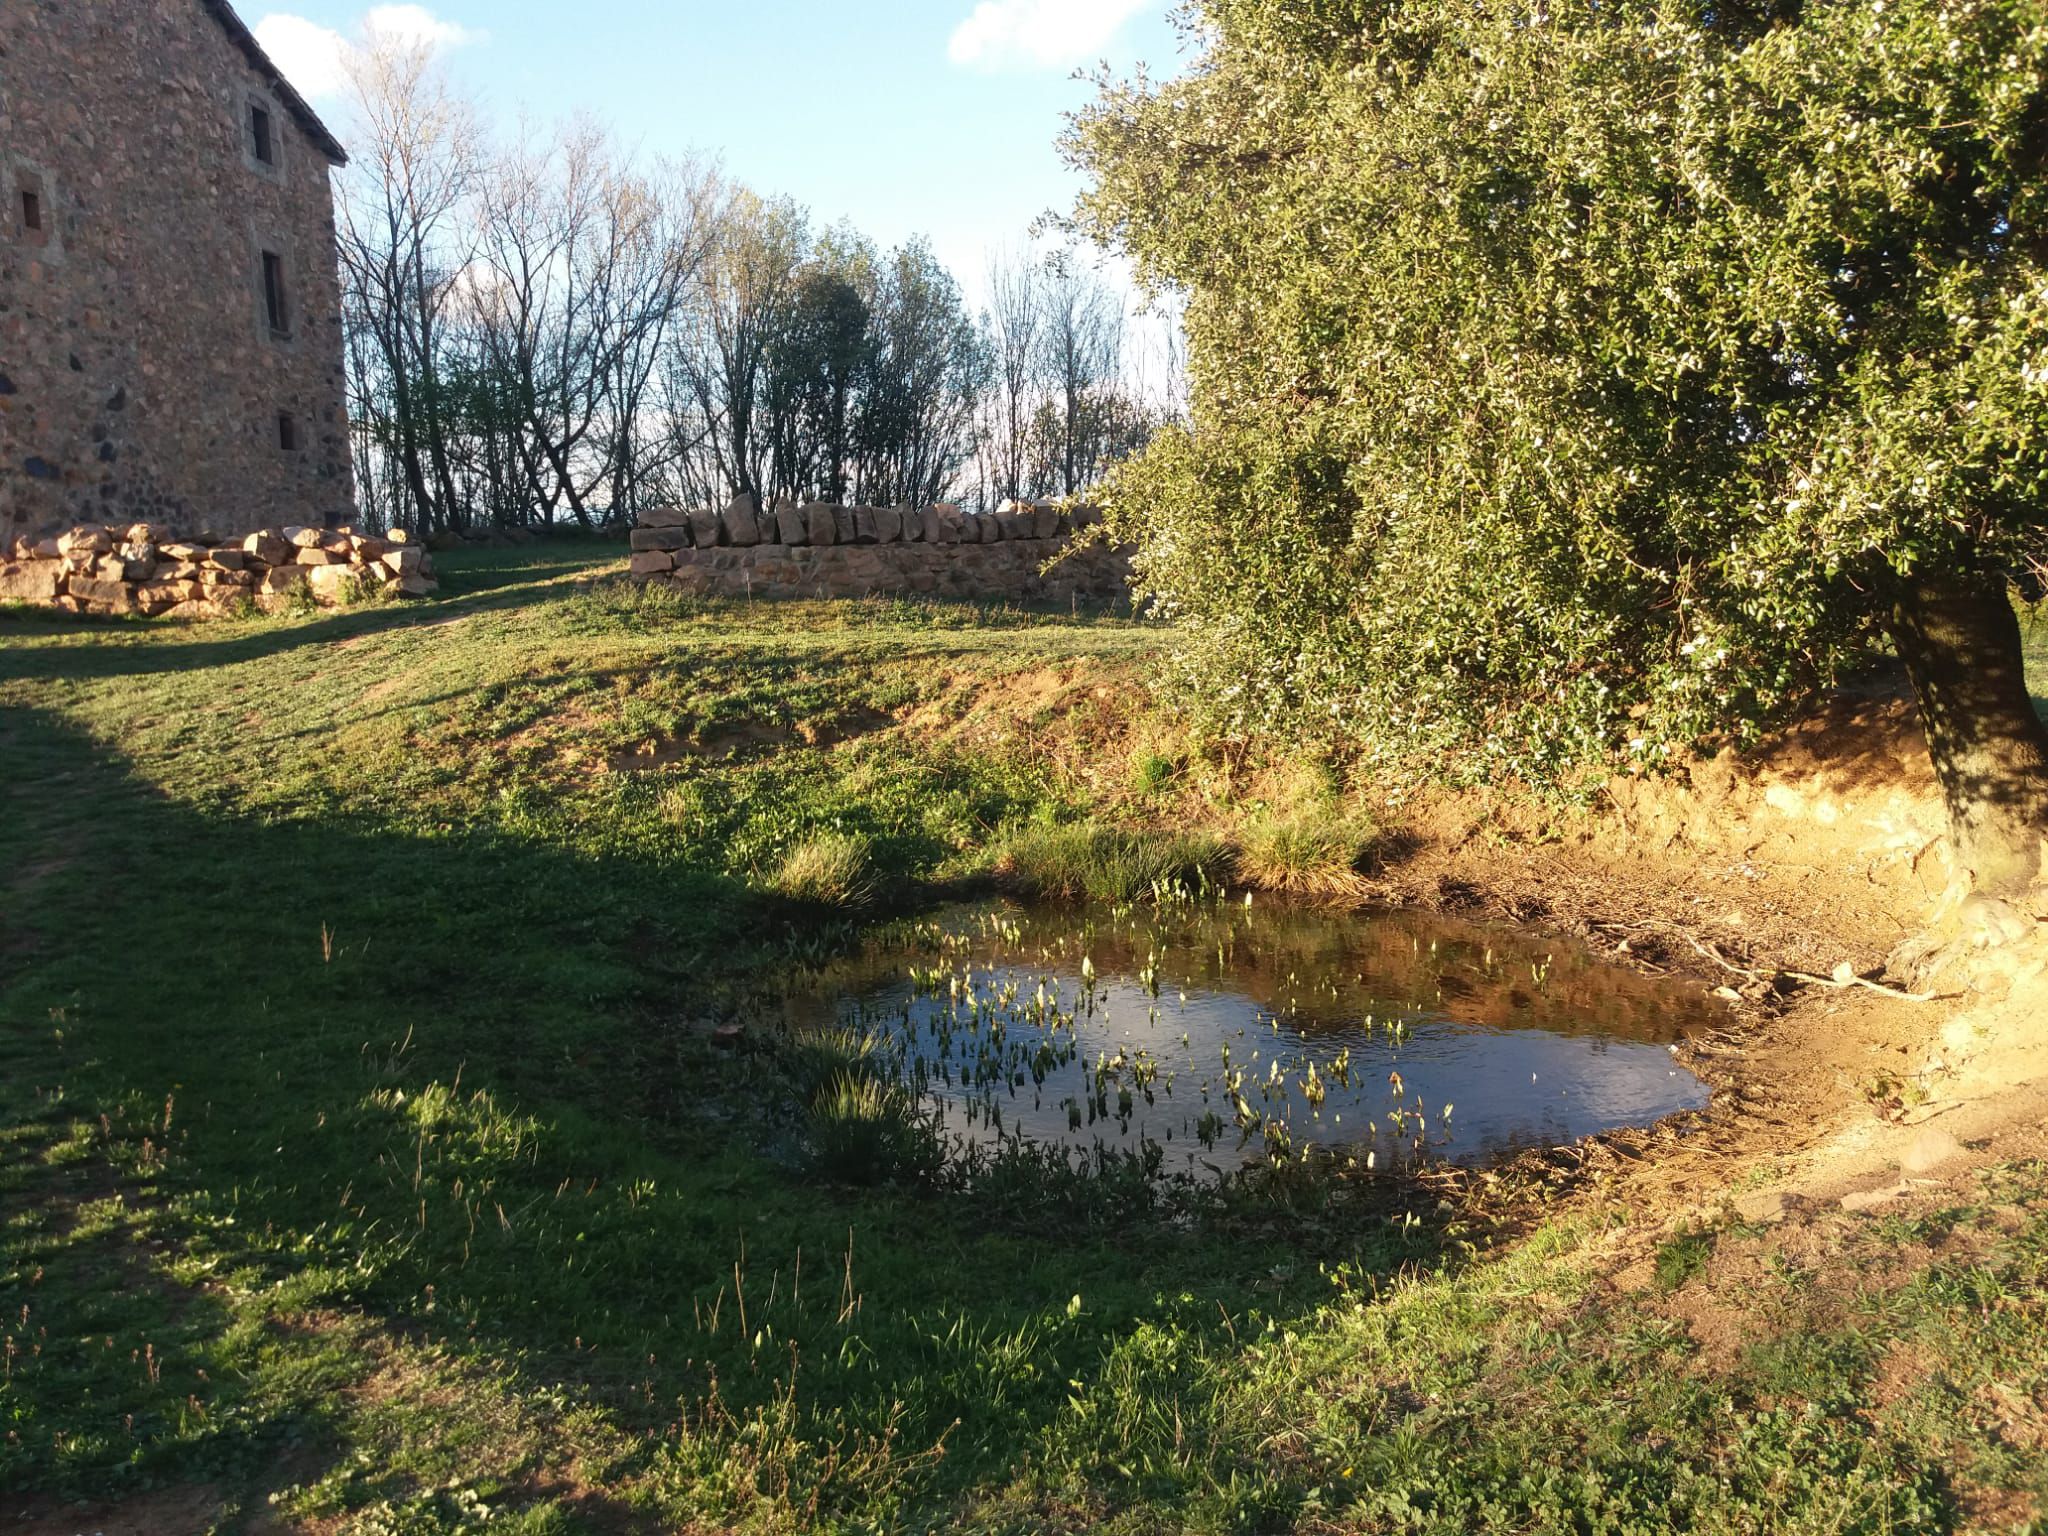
left=626, top=498, right=1132, bottom=604
left=0, top=0, right=355, bottom=543
left=0, top=521, right=435, bottom=620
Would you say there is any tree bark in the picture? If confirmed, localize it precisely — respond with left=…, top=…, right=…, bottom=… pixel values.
left=1888, top=569, right=2048, bottom=900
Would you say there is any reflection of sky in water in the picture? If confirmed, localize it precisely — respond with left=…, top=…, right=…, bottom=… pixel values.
left=804, top=903, right=1719, bottom=1174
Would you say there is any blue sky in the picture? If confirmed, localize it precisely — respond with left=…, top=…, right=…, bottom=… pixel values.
left=251, top=0, right=1188, bottom=297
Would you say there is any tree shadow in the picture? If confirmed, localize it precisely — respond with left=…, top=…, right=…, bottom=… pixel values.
left=0, top=704, right=1444, bottom=1530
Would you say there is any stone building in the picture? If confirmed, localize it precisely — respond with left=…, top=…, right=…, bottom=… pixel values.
left=1, top=0, right=355, bottom=542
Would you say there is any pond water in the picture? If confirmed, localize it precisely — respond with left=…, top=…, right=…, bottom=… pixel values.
left=786, top=899, right=1721, bottom=1176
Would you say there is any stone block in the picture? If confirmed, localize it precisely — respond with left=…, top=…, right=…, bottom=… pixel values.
left=630, top=527, right=694, bottom=552
left=388, top=574, right=437, bottom=598
left=305, top=565, right=362, bottom=603
left=806, top=503, right=838, bottom=546
left=380, top=547, right=425, bottom=577
left=629, top=549, right=676, bottom=576
left=386, top=528, right=415, bottom=546
left=59, top=526, right=113, bottom=556
left=259, top=566, right=308, bottom=595
left=1032, top=504, right=1062, bottom=539
left=296, top=547, right=347, bottom=567
left=833, top=506, right=858, bottom=544
left=639, top=505, right=692, bottom=529
left=0, top=562, right=64, bottom=602
left=69, top=577, right=135, bottom=611
left=723, top=495, right=762, bottom=547
left=776, top=503, right=809, bottom=544
left=161, top=541, right=206, bottom=561
left=135, top=579, right=204, bottom=607
left=287, top=526, right=325, bottom=548
left=121, top=553, right=159, bottom=583
left=689, top=509, right=723, bottom=549
left=244, top=531, right=292, bottom=566
left=202, top=567, right=257, bottom=588
left=206, top=546, right=246, bottom=571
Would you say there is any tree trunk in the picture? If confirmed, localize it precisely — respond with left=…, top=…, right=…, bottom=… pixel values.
left=1888, top=569, right=2048, bottom=900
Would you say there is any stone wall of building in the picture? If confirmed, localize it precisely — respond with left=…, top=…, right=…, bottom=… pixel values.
left=0, top=0, right=355, bottom=545
left=625, top=498, right=1133, bottom=604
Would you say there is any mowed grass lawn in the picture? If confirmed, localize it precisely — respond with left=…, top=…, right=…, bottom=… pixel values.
left=2, top=546, right=2045, bottom=1534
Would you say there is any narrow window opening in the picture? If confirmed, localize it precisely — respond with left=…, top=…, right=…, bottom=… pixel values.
left=278, top=412, right=298, bottom=451
left=262, top=250, right=289, bottom=335
left=21, top=190, right=42, bottom=231
left=250, top=104, right=275, bottom=165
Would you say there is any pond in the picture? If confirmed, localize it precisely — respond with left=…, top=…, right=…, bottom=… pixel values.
left=785, top=898, right=1722, bottom=1176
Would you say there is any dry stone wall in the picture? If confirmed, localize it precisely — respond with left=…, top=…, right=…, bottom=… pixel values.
left=626, top=498, right=1131, bottom=604
left=0, top=520, right=435, bottom=620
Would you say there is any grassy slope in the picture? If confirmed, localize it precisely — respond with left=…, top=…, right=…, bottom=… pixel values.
left=1, top=548, right=2043, bottom=1534
left=2029, top=604, right=2048, bottom=718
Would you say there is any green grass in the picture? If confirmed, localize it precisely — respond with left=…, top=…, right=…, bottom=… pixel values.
left=993, top=821, right=1232, bottom=903
left=2, top=546, right=2044, bottom=1533
left=2027, top=601, right=2047, bottom=720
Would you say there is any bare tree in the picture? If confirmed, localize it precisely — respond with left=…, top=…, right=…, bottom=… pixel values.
left=336, top=30, right=482, bottom=533
left=1037, top=253, right=1125, bottom=497
left=978, top=246, right=1042, bottom=505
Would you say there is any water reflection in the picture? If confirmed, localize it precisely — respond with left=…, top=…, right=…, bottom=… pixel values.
left=788, top=900, right=1719, bottom=1174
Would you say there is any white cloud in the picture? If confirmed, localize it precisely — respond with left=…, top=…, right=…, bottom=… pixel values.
left=254, top=14, right=353, bottom=99
left=946, top=0, right=1149, bottom=71
left=253, top=6, right=483, bottom=100
left=362, top=4, right=484, bottom=51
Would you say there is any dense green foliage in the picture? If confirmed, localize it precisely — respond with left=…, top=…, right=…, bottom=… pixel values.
left=1070, top=0, right=2048, bottom=782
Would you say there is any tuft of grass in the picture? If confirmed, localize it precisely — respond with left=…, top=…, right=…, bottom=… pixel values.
left=805, top=1073, right=942, bottom=1186
left=786, top=1024, right=889, bottom=1098
left=993, top=821, right=1230, bottom=903
left=769, top=831, right=877, bottom=908
left=1130, top=750, right=1179, bottom=796
left=1233, top=808, right=1379, bottom=899
left=1654, top=1228, right=1717, bottom=1291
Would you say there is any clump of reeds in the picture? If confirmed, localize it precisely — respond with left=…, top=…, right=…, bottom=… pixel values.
left=1233, top=809, right=1379, bottom=900
left=768, top=831, right=876, bottom=908
left=787, top=1024, right=887, bottom=1099
left=993, top=822, right=1229, bottom=904
left=805, top=1072, right=942, bottom=1186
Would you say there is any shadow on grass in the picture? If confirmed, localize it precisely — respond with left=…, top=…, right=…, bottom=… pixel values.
left=0, top=703, right=1442, bottom=1530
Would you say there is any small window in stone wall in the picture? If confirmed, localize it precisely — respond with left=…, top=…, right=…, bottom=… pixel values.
left=278, top=412, right=299, bottom=451
left=262, top=250, right=290, bottom=336
left=17, top=175, right=48, bottom=247
left=251, top=104, right=275, bottom=166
